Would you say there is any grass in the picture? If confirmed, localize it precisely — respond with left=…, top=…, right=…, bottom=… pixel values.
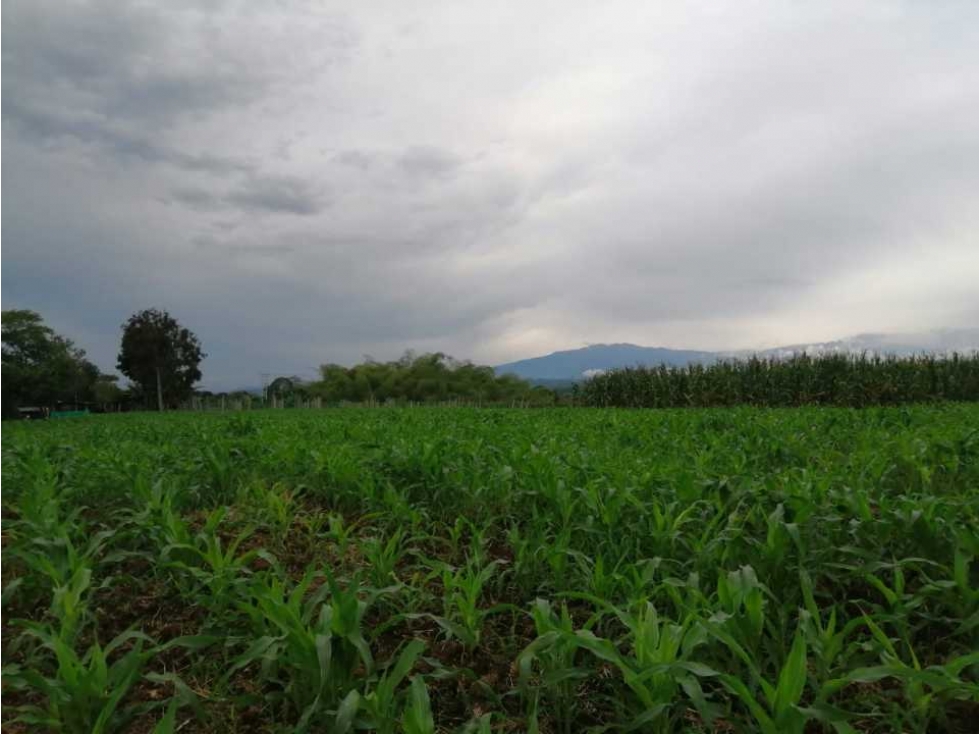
left=2, top=406, right=978, bottom=732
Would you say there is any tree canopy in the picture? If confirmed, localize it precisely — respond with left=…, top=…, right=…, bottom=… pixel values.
left=1, top=310, right=102, bottom=415
left=117, top=309, right=205, bottom=410
left=309, top=351, right=554, bottom=405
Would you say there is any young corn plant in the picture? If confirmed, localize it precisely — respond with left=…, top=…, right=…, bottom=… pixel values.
left=915, top=538, right=979, bottom=638
left=119, top=478, right=193, bottom=568
left=798, top=570, right=864, bottom=681
left=193, top=446, right=240, bottom=506
left=161, top=506, right=270, bottom=622
left=5, top=446, right=75, bottom=540
left=516, top=599, right=597, bottom=734
left=230, top=567, right=378, bottom=730
left=860, top=560, right=924, bottom=645
left=401, top=676, right=436, bottom=734
left=504, top=523, right=547, bottom=598
left=443, top=517, right=491, bottom=567
left=569, top=551, right=624, bottom=602
left=576, top=601, right=719, bottom=731
left=270, top=484, right=304, bottom=542
left=12, top=531, right=114, bottom=643
left=327, top=513, right=363, bottom=560
left=123, top=476, right=180, bottom=538
left=426, top=558, right=511, bottom=652
left=822, top=614, right=979, bottom=732
left=3, top=629, right=153, bottom=734
left=522, top=594, right=719, bottom=731
left=714, top=564, right=770, bottom=654
left=238, top=480, right=300, bottom=543
left=705, top=622, right=819, bottom=734
left=361, top=528, right=408, bottom=589
left=358, top=639, right=426, bottom=734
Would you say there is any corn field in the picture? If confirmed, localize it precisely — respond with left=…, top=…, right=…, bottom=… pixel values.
left=579, top=353, right=979, bottom=408
left=2, top=407, right=978, bottom=732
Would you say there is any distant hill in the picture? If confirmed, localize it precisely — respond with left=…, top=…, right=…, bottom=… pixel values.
left=741, top=328, right=979, bottom=360
left=495, top=343, right=716, bottom=382
left=495, top=329, right=979, bottom=383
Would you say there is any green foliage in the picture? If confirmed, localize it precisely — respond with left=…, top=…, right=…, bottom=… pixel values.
left=401, top=676, right=436, bottom=734
left=1, top=309, right=104, bottom=414
left=161, top=506, right=268, bottom=623
left=581, top=352, right=979, bottom=407
left=229, top=567, right=381, bottom=728
left=3, top=406, right=978, bottom=732
left=117, top=308, right=205, bottom=410
left=4, top=628, right=154, bottom=733
left=92, top=375, right=125, bottom=405
left=423, top=558, right=509, bottom=651
left=360, top=640, right=426, bottom=733
left=311, top=351, right=555, bottom=405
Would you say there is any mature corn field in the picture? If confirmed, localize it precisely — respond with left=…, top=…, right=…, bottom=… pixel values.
left=2, top=407, right=978, bottom=733
left=579, top=353, right=979, bottom=408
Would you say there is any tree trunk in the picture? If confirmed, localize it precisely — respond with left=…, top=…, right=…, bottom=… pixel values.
left=156, top=365, right=164, bottom=412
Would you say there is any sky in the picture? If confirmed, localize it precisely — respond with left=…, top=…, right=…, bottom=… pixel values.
left=3, top=1, right=978, bottom=390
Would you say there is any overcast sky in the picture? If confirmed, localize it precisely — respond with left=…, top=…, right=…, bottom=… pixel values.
left=3, top=1, right=978, bottom=389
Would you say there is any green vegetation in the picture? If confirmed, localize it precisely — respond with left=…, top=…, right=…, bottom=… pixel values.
left=3, top=307, right=203, bottom=415
left=580, top=352, right=979, bottom=408
left=3, top=406, right=978, bottom=732
left=309, top=351, right=554, bottom=406
left=118, top=308, right=205, bottom=411
left=1, top=310, right=106, bottom=417
left=2, top=309, right=550, bottom=413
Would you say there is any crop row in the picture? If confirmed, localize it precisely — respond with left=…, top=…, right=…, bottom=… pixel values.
left=579, top=353, right=979, bottom=407
left=2, top=407, right=978, bottom=732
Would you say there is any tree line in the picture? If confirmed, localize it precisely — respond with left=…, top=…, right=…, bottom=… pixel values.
left=2, top=310, right=115, bottom=416
left=2, top=309, right=553, bottom=415
left=577, top=352, right=979, bottom=408
left=308, top=352, right=555, bottom=405
left=13, top=308, right=974, bottom=414
left=2, top=308, right=204, bottom=417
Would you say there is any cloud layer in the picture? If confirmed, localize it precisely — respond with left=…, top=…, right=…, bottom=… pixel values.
left=4, top=1, right=978, bottom=389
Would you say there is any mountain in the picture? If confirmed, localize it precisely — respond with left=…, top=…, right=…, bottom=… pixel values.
left=496, top=329, right=979, bottom=383
left=741, top=328, right=979, bottom=359
left=495, top=343, right=716, bottom=382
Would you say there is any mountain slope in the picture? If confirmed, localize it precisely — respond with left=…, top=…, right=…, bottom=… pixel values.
left=496, top=329, right=979, bottom=383
left=495, top=343, right=716, bottom=381
left=742, top=328, right=979, bottom=359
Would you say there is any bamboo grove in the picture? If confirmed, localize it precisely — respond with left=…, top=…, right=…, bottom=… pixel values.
left=578, top=352, right=979, bottom=408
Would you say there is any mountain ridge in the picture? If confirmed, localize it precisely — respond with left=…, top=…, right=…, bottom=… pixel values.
left=495, top=328, right=979, bottom=382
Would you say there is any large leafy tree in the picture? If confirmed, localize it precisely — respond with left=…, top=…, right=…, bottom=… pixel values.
left=1, top=310, right=101, bottom=414
left=117, top=309, right=205, bottom=410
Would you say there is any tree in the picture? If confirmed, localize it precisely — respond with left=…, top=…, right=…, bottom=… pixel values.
left=117, top=309, right=205, bottom=410
left=267, top=376, right=296, bottom=398
left=92, top=374, right=126, bottom=406
left=2, top=309, right=102, bottom=415
left=267, top=376, right=310, bottom=407
left=311, top=364, right=352, bottom=403
left=308, top=351, right=545, bottom=405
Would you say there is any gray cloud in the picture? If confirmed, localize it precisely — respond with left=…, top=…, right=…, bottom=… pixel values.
left=3, top=1, right=978, bottom=389
left=3, top=98, right=254, bottom=175
left=168, top=187, right=223, bottom=212
left=397, top=146, right=464, bottom=180
left=2, top=0, right=354, bottom=176
left=225, top=176, right=328, bottom=216
left=168, top=174, right=328, bottom=216
left=334, top=150, right=377, bottom=170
